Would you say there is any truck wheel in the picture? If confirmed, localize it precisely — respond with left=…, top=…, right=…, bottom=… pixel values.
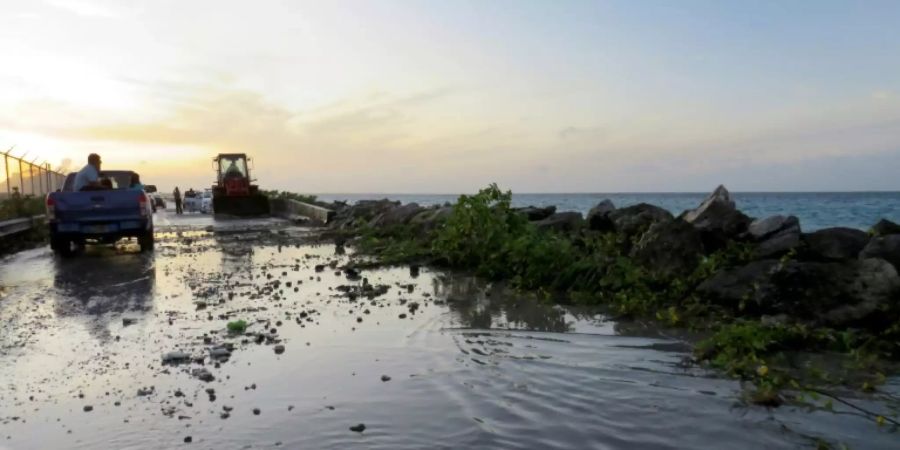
left=51, top=236, right=75, bottom=257
left=138, top=229, right=155, bottom=252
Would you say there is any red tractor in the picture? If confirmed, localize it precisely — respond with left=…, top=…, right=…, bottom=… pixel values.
left=211, top=153, right=270, bottom=216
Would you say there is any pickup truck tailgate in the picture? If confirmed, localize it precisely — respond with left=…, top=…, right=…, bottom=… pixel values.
left=54, top=191, right=145, bottom=222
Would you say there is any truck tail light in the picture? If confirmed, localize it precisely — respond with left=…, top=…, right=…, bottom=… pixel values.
left=139, top=193, right=149, bottom=217
left=46, top=195, right=56, bottom=221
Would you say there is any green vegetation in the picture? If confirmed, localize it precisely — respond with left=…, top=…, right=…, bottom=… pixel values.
left=349, top=184, right=900, bottom=427
left=227, top=320, right=248, bottom=334
left=0, top=195, right=49, bottom=256
left=0, top=195, right=45, bottom=221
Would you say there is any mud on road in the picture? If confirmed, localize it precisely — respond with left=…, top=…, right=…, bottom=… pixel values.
left=0, top=212, right=897, bottom=449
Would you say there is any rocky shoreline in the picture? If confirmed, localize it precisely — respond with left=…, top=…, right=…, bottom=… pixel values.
left=321, top=184, right=900, bottom=400
left=327, top=186, right=899, bottom=328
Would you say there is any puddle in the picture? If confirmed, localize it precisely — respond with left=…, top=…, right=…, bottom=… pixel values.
left=0, top=217, right=897, bottom=449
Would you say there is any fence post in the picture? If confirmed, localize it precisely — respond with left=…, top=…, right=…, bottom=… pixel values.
left=3, top=153, right=9, bottom=198
left=18, top=158, right=24, bottom=195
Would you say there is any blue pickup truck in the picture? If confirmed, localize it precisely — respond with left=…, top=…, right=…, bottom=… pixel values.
left=46, top=170, right=155, bottom=255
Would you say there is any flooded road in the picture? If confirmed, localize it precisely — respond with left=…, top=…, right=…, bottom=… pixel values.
left=0, top=211, right=896, bottom=449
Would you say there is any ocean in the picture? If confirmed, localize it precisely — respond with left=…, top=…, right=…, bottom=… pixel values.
left=315, top=192, right=900, bottom=232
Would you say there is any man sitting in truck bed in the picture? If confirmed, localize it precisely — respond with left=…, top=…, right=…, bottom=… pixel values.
left=73, top=153, right=103, bottom=191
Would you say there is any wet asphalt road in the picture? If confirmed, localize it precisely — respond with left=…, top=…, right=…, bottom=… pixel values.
left=0, top=209, right=897, bottom=449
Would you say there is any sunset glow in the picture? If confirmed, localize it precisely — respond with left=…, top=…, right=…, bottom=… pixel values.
left=2, top=0, right=899, bottom=192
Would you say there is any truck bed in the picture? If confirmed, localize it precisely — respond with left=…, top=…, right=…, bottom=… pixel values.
left=47, top=170, right=154, bottom=253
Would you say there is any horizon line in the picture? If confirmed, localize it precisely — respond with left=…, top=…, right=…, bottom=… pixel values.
left=308, top=190, right=900, bottom=196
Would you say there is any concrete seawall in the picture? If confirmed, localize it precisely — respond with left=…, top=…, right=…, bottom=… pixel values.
left=270, top=198, right=335, bottom=224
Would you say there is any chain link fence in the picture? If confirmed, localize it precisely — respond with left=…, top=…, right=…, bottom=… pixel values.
left=0, top=149, right=67, bottom=201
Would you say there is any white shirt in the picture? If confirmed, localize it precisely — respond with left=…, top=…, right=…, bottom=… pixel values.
left=73, top=164, right=99, bottom=191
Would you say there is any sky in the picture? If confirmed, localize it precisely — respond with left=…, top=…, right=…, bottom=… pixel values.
left=1, top=0, right=899, bottom=193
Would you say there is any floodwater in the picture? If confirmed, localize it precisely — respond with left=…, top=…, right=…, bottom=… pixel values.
left=0, top=211, right=897, bottom=449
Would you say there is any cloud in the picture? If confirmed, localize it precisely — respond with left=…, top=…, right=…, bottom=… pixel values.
left=45, top=0, right=118, bottom=18
left=558, top=126, right=606, bottom=141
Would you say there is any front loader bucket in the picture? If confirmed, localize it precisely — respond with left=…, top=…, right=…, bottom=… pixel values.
left=213, top=194, right=270, bottom=217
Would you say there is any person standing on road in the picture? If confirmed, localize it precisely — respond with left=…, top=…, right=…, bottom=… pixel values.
left=73, top=153, right=102, bottom=191
left=174, top=187, right=183, bottom=215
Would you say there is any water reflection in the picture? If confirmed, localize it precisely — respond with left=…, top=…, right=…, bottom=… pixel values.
left=52, top=249, right=156, bottom=341
left=432, top=273, right=574, bottom=332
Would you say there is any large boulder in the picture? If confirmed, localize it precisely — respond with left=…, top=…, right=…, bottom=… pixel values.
left=870, top=219, right=900, bottom=237
left=630, top=219, right=704, bottom=279
left=607, top=203, right=673, bottom=238
left=748, top=215, right=801, bottom=259
left=371, top=203, right=425, bottom=227
left=803, top=227, right=869, bottom=260
left=516, top=205, right=556, bottom=221
left=755, top=226, right=801, bottom=258
left=680, top=185, right=751, bottom=250
left=330, top=199, right=399, bottom=229
left=587, top=199, right=616, bottom=231
left=698, top=258, right=900, bottom=327
left=696, top=260, right=781, bottom=314
left=773, top=258, right=900, bottom=327
left=409, top=206, right=453, bottom=232
left=860, top=235, right=900, bottom=271
left=748, top=215, right=799, bottom=240
left=534, top=212, right=584, bottom=234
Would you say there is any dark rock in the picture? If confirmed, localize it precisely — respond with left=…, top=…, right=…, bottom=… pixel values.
left=344, top=268, right=361, bottom=280
left=587, top=199, right=616, bottom=231
left=253, top=408, right=261, bottom=415
left=680, top=185, right=751, bottom=250
left=774, top=258, right=900, bottom=327
left=274, top=344, right=285, bottom=354
left=804, top=227, right=869, bottom=260
left=184, top=436, right=192, bottom=443
left=607, top=203, right=674, bottom=238
left=136, top=387, right=154, bottom=397
left=371, top=203, right=424, bottom=227
left=860, top=235, right=900, bottom=271
left=755, top=226, right=801, bottom=259
left=209, top=347, right=231, bottom=359
left=748, top=215, right=799, bottom=241
left=314, top=264, right=325, bottom=273
left=350, top=424, right=366, bottom=433
left=533, top=212, right=584, bottom=233
left=696, top=260, right=780, bottom=313
left=330, top=199, right=400, bottom=229
left=870, top=219, right=900, bottom=237
left=192, top=368, right=215, bottom=382
left=698, top=258, right=900, bottom=326
left=122, top=318, right=137, bottom=327
left=381, top=375, right=391, bottom=382
left=516, top=205, right=557, bottom=221
left=630, top=219, right=704, bottom=279
left=409, top=206, right=453, bottom=231
left=83, top=405, right=93, bottom=412
left=161, top=351, right=191, bottom=365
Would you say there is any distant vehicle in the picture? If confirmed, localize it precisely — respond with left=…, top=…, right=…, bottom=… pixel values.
left=211, top=153, right=269, bottom=216
left=183, top=189, right=203, bottom=213
left=46, top=171, right=155, bottom=255
left=200, top=189, right=214, bottom=214
left=143, top=184, right=166, bottom=210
